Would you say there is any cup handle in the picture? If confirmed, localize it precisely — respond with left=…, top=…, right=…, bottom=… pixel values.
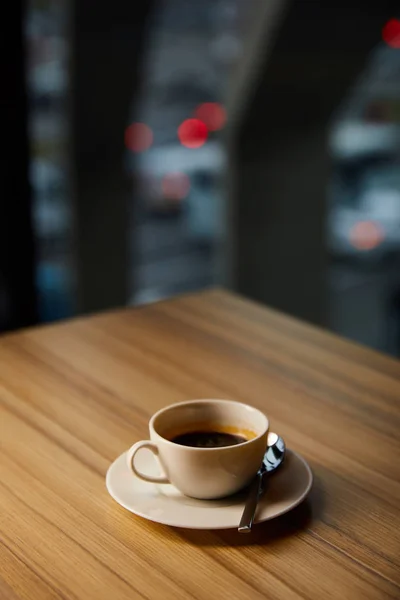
left=126, top=441, right=170, bottom=484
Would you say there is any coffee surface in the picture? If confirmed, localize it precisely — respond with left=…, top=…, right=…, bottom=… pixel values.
left=171, top=430, right=248, bottom=448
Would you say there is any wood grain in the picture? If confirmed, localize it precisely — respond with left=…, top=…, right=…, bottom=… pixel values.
left=0, top=289, right=399, bottom=600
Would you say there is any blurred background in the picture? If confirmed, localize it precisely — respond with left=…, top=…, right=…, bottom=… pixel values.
left=2, top=0, right=400, bottom=356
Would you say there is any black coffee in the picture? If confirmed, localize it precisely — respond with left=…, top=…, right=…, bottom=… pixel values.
left=171, top=430, right=247, bottom=448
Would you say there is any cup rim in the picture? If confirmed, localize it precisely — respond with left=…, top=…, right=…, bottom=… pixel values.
left=149, top=399, right=269, bottom=451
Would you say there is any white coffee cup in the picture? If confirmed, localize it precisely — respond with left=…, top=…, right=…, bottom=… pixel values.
left=126, top=399, right=269, bottom=499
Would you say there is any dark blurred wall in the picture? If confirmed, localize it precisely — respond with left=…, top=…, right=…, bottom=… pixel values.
left=228, top=0, right=397, bottom=326
left=0, top=0, right=37, bottom=331
left=70, top=0, right=154, bottom=313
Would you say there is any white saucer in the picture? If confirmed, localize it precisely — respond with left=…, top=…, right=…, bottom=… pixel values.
left=106, top=448, right=313, bottom=529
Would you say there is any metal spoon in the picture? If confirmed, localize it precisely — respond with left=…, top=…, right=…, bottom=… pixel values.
left=238, top=433, right=286, bottom=533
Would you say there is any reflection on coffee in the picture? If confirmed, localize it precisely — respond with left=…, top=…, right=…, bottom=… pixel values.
left=171, top=430, right=248, bottom=448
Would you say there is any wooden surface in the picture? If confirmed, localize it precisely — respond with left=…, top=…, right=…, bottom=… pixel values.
left=0, top=289, right=399, bottom=600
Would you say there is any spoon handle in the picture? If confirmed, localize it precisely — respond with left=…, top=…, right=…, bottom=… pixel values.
left=238, top=472, right=264, bottom=533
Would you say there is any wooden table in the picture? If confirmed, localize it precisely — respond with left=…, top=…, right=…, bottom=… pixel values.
left=1, top=290, right=399, bottom=600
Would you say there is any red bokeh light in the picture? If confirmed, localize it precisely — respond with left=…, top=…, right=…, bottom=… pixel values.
left=178, top=119, right=208, bottom=148
left=195, top=103, right=227, bottom=131
left=349, top=221, right=385, bottom=251
left=161, top=172, right=190, bottom=201
left=124, top=123, right=153, bottom=153
left=382, top=19, right=400, bottom=48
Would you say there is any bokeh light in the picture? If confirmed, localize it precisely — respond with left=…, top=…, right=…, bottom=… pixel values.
left=349, top=221, right=385, bottom=251
left=178, top=119, right=208, bottom=148
left=195, top=103, right=227, bottom=131
left=161, top=172, right=190, bottom=201
left=382, top=19, right=400, bottom=48
left=124, top=123, right=153, bottom=153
